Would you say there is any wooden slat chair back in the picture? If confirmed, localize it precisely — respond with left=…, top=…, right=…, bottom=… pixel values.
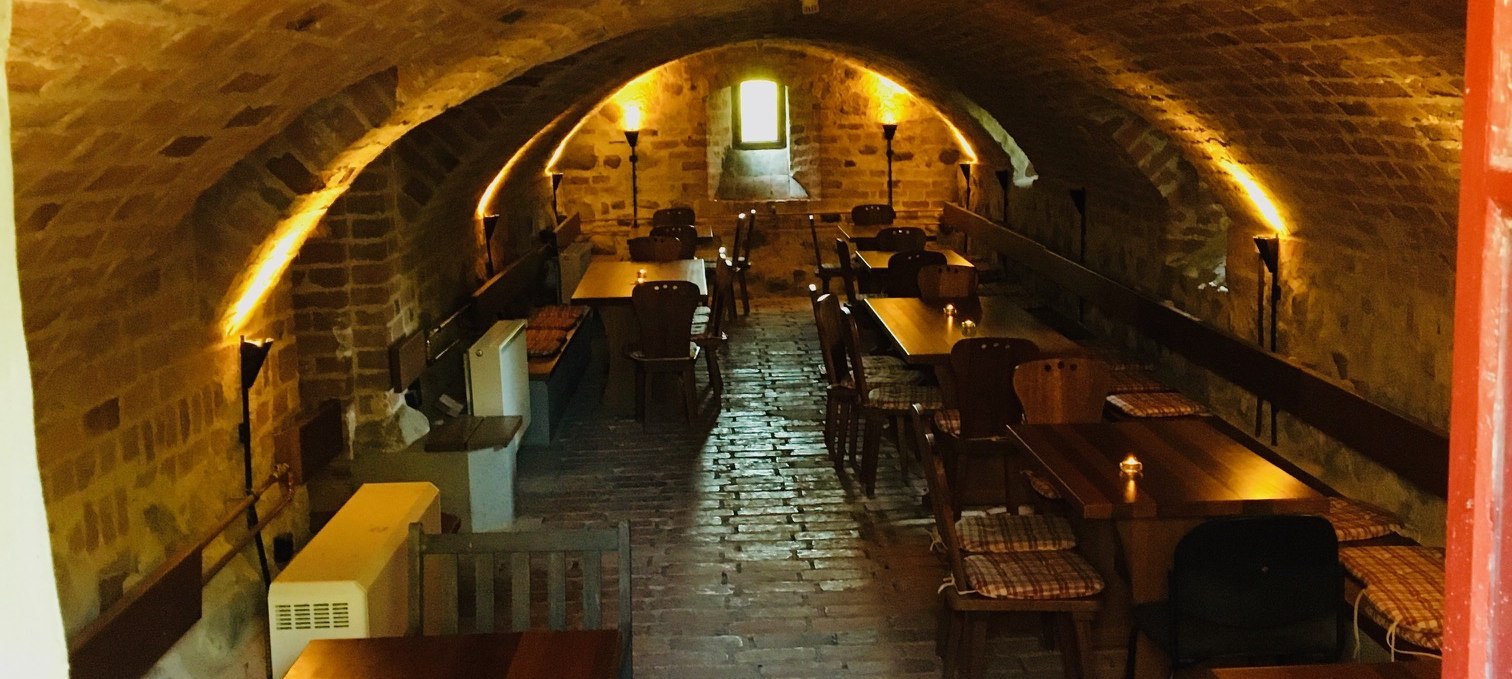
left=833, top=238, right=861, bottom=305
left=1013, top=357, right=1113, bottom=424
left=408, top=521, right=634, bottom=678
left=813, top=292, right=854, bottom=390
left=813, top=291, right=859, bottom=467
left=851, top=203, right=896, bottom=226
left=918, top=264, right=979, bottom=302
left=692, top=258, right=735, bottom=388
left=627, top=235, right=682, bottom=262
left=808, top=216, right=841, bottom=291
left=650, top=206, right=695, bottom=227
left=630, top=280, right=702, bottom=422
left=873, top=226, right=927, bottom=252
left=950, top=337, right=1041, bottom=438
left=884, top=250, right=947, bottom=297
left=730, top=211, right=756, bottom=314
left=648, top=224, right=697, bottom=258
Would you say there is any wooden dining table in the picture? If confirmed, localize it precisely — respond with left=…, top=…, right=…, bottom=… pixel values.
left=283, top=630, right=622, bottom=679
left=571, top=258, right=706, bottom=416
left=1006, top=417, right=1330, bottom=678
left=1198, top=659, right=1439, bottom=679
left=855, top=248, right=973, bottom=271
left=837, top=223, right=937, bottom=243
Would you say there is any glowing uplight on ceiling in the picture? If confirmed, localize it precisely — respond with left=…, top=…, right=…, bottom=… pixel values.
left=870, top=72, right=911, bottom=126
left=946, top=122, right=978, bottom=163
left=614, top=70, right=657, bottom=131
left=223, top=192, right=340, bottom=336
left=1220, top=160, right=1289, bottom=237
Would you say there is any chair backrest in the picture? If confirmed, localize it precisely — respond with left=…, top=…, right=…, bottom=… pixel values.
left=884, top=250, right=947, bottom=297
left=950, top=337, right=1041, bottom=437
left=807, top=215, right=826, bottom=269
left=627, top=235, right=683, bottom=262
left=704, top=257, right=735, bottom=336
left=836, top=305, right=873, bottom=400
left=873, top=226, right=926, bottom=252
left=851, top=203, right=896, bottom=226
left=738, top=209, right=758, bottom=262
left=407, top=521, right=633, bottom=671
left=651, top=206, right=695, bottom=227
left=918, top=264, right=979, bottom=302
left=813, top=293, right=851, bottom=388
left=1013, top=357, right=1113, bottom=424
left=1168, top=516, right=1340, bottom=663
left=833, top=239, right=860, bottom=305
left=648, top=224, right=697, bottom=258
left=913, top=405, right=972, bottom=589
left=631, top=279, right=699, bottom=357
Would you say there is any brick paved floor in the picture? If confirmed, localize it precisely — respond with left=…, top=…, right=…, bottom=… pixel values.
left=517, top=297, right=1108, bottom=678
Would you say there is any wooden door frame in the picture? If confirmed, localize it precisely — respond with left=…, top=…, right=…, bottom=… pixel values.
left=1447, top=0, right=1512, bottom=675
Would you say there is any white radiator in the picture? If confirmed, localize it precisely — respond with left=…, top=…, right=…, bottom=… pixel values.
left=268, top=482, right=442, bottom=678
left=558, top=242, right=594, bottom=305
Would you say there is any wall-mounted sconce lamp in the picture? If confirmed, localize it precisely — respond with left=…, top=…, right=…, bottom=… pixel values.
left=550, top=172, right=565, bottom=223
left=995, top=169, right=1012, bottom=226
left=1253, top=235, right=1281, bottom=443
left=481, top=214, right=500, bottom=276
left=239, top=336, right=275, bottom=585
left=959, top=163, right=973, bottom=210
left=624, top=128, right=641, bottom=228
left=882, top=123, right=898, bottom=207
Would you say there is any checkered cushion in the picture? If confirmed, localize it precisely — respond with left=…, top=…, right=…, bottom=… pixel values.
left=1108, top=370, right=1167, bottom=394
left=524, top=328, right=568, bottom=359
left=1023, top=470, right=1063, bottom=500
left=1324, top=497, right=1403, bottom=543
left=527, top=305, right=588, bottom=330
left=957, top=514, right=1076, bottom=553
left=866, top=384, right=943, bottom=410
left=1342, top=545, right=1444, bottom=651
left=1106, top=391, right=1207, bottom=418
left=1359, top=586, right=1443, bottom=650
left=1339, top=545, right=1443, bottom=588
left=933, top=409, right=960, bottom=435
left=961, top=550, right=1104, bottom=599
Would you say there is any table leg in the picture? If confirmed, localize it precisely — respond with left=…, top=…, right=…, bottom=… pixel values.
left=597, top=306, right=637, bottom=418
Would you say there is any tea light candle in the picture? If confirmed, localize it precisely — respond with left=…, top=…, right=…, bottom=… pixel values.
left=943, top=303, right=957, bottom=317
left=1119, top=454, right=1143, bottom=477
left=635, top=268, right=647, bottom=284
left=959, top=319, right=976, bottom=335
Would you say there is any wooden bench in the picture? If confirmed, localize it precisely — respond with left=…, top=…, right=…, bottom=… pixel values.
left=523, top=306, right=593, bottom=445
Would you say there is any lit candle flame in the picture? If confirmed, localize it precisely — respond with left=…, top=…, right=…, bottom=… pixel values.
left=622, top=104, right=643, bottom=132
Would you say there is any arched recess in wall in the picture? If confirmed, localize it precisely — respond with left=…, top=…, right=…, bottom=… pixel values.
left=469, top=40, right=1030, bottom=262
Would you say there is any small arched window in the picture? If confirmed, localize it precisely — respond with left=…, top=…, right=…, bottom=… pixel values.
left=734, top=79, right=786, bottom=150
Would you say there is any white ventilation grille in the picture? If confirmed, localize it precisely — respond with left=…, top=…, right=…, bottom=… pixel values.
left=273, top=602, right=351, bottom=631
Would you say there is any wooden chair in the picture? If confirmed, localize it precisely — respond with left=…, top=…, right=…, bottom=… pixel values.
left=1014, top=357, right=1113, bottom=424
left=911, top=405, right=1102, bottom=679
left=918, top=264, right=979, bottom=303
left=407, top=521, right=634, bottom=679
left=648, top=224, right=697, bottom=259
left=873, top=226, right=927, bottom=252
left=884, top=250, right=947, bottom=298
left=692, top=258, right=734, bottom=389
left=730, top=212, right=756, bottom=315
left=833, top=238, right=862, bottom=305
left=839, top=304, right=943, bottom=496
left=851, top=203, right=896, bottom=226
left=627, top=235, right=682, bottom=262
left=808, top=215, right=843, bottom=291
left=650, top=206, right=695, bottom=227
left=935, top=338, right=1041, bottom=510
left=628, top=280, right=702, bottom=424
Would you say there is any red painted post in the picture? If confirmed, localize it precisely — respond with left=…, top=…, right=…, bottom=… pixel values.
left=1446, top=0, right=1512, bottom=676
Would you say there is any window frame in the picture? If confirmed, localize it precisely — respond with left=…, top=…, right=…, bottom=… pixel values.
left=732, top=78, right=788, bottom=151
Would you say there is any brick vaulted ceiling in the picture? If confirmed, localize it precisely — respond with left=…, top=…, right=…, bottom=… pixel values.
left=9, top=0, right=1466, bottom=386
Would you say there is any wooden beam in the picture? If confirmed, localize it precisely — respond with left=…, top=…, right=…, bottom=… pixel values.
left=943, top=203, right=1449, bottom=496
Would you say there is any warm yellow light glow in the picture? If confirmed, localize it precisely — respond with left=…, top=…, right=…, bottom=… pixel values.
left=1220, top=160, right=1289, bottom=237
left=946, top=121, right=978, bottom=163
left=622, top=104, right=643, bottom=132
left=870, top=72, right=911, bottom=125
left=614, top=70, right=657, bottom=132
left=223, top=194, right=338, bottom=336
left=737, top=79, right=782, bottom=144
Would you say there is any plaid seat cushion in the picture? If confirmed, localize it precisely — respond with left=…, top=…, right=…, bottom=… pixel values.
left=1360, top=585, right=1443, bottom=651
left=933, top=409, right=960, bottom=436
left=957, top=514, right=1076, bottom=553
left=1324, top=497, right=1403, bottom=542
left=1339, top=545, right=1443, bottom=588
left=867, top=384, right=943, bottom=410
left=524, top=328, right=568, bottom=359
left=1023, top=470, right=1063, bottom=500
left=1108, top=370, right=1167, bottom=394
left=1106, top=391, right=1207, bottom=418
left=961, top=550, right=1104, bottom=599
left=527, top=305, right=588, bottom=330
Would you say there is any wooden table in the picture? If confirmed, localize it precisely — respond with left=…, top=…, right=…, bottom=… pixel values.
left=1007, top=418, right=1330, bottom=679
left=571, top=258, right=706, bottom=416
left=838, top=224, right=937, bottom=242
left=863, top=296, right=1083, bottom=366
left=284, top=630, right=622, bottom=679
left=855, top=248, right=973, bottom=271
left=1200, top=660, right=1439, bottom=679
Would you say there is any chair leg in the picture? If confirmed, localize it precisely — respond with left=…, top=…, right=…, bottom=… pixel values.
left=1073, top=611, right=1096, bottom=679
left=634, top=366, right=646, bottom=426
left=704, top=345, right=722, bottom=390
left=940, top=609, right=963, bottom=679
left=861, top=410, right=884, bottom=497
left=890, top=414, right=909, bottom=479
left=737, top=270, right=751, bottom=315
left=1124, top=623, right=1139, bottom=679
left=682, top=366, right=697, bottom=422
left=824, top=395, right=842, bottom=472
left=960, top=612, right=987, bottom=679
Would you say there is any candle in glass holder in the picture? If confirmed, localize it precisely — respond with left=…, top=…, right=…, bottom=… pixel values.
left=959, top=319, right=976, bottom=335
left=635, top=268, right=647, bottom=285
left=943, top=303, right=957, bottom=317
left=1119, top=454, right=1143, bottom=477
